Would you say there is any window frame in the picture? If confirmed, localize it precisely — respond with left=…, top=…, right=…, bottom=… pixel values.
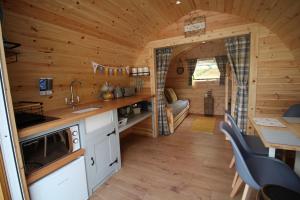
left=192, top=57, right=220, bottom=82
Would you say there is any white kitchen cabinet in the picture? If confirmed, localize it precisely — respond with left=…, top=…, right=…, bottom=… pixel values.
left=29, top=156, right=88, bottom=200
left=84, top=110, right=121, bottom=194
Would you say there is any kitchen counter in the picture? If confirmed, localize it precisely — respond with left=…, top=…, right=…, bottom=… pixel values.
left=18, top=95, right=153, bottom=139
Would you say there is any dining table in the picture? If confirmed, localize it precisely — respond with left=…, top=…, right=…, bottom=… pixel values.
left=249, top=116, right=300, bottom=176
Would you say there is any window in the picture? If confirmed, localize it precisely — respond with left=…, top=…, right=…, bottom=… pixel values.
left=193, top=58, right=220, bottom=81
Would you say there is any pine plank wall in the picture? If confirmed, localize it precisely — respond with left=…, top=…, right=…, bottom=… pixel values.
left=3, top=2, right=300, bottom=118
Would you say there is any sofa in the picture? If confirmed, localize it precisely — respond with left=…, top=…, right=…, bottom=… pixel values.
left=165, top=88, right=190, bottom=133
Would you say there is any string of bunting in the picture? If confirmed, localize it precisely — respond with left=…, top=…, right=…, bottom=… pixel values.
left=91, top=61, right=130, bottom=76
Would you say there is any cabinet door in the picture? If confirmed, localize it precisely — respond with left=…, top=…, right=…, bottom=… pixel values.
left=85, top=142, right=96, bottom=192
left=94, top=133, right=114, bottom=182
left=107, top=132, right=119, bottom=169
left=86, top=131, right=118, bottom=192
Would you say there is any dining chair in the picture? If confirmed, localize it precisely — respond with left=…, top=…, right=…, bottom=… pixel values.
left=219, top=122, right=300, bottom=200
left=283, top=104, right=300, bottom=117
left=226, top=112, right=268, bottom=155
left=225, top=111, right=268, bottom=169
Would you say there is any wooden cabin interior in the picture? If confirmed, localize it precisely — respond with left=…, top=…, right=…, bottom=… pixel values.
left=0, top=0, right=300, bottom=200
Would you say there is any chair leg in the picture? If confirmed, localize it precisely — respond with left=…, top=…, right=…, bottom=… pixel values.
left=230, top=177, right=243, bottom=198
left=241, top=184, right=252, bottom=200
left=229, top=156, right=235, bottom=168
left=232, top=172, right=238, bottom=188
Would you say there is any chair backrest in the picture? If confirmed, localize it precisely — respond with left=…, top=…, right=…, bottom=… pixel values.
left=283, top=104, right=300, bottom=117
left=225, top=110, right=244, bottom=135
left=225, top=112, right=253, bottom=153
left=219, top=121, right=260, bottom=189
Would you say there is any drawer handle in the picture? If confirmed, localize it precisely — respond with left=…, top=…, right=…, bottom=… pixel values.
left=107, top=131, right=116, bottom=137
left=91, top=157, right=95, bottom=166
left=109, top=158, right=118, bottom=167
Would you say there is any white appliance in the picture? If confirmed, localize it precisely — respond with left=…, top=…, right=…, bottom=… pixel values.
left=29, top=156, right=88, bottom=200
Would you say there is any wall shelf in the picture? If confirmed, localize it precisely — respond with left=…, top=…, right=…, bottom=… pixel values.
left=3, top=40, right=21, bottom=64
left=118, top=111, right=152, bottom=133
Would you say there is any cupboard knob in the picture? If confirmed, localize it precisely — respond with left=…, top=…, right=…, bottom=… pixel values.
left=73, top=138, right=79, bottom=144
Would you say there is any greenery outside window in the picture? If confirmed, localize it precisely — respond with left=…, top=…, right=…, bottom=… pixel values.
left=193, top=58, right=220, bottom=81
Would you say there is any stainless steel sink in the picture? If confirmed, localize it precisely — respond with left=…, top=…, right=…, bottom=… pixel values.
left=72, top=107, right=101, bottom=114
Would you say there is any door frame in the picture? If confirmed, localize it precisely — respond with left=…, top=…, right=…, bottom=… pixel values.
left=145, top=23, right=259, bottom=137
left=0, top=25, right=29, bottom=199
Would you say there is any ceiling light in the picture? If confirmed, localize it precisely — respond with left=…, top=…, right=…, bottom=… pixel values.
left=201, top=41, right=206, bottom=44
left=176, top=0, right=181, bottom=5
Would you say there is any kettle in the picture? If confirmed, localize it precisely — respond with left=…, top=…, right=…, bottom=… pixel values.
left=114, top=86, right=123, bottom=98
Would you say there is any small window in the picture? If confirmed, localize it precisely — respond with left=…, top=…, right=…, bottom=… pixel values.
left=193, top=58, right=220, bottom=81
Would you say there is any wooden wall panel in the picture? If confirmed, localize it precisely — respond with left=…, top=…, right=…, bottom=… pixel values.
left=166, top=39, right=227, bottom=115
left=136, top=11, right=300, bottom=124
left=4, top=12, right=137, bottom=111
left=255, top=27, right=300, bottom=116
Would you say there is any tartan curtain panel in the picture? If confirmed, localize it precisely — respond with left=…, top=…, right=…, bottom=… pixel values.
left=225, top=35, right=250, bottom=133
left=215, top=55, right=228, bottom=85
left=156, top=48, right=172, bottom=136
left=187, top=59, right=197, bottom=86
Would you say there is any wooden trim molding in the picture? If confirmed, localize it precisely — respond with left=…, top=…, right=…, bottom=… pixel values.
left=26, top=149, right=85, bottom=185
left=0, top=26, right=30, bottom=199
left=247, top=26, right=259, bottom=134
left=146, top=23, right=257, bottom=48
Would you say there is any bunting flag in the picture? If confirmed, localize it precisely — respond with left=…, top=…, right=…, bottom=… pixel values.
left=91, top=61, right=131, bottom=76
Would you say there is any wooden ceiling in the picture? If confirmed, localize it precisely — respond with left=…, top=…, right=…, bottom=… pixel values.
left=3, top=0, right=300, bottom=51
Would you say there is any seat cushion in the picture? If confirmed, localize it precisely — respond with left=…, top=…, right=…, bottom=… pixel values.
left=168, top=100, right=189, bottom=117
left=165, top=88, right=178, bottom=104
left=244, top=135, right=268, bottom=156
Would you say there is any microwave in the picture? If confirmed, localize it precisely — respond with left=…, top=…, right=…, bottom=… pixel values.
left=20, top=125, right=81, bottom=176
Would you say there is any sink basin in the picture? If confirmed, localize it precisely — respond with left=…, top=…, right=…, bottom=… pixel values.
left=72, top=107, right=100, bottom=114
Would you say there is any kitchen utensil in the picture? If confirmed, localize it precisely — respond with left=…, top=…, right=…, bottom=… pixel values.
left=123, top=87, right=136, bottom=97
left=137, top=67, right=143, bottom=76
left=114, top=86, right=123, bottom=98
left=133, top=107, right=141, bottom=115
left=131, top=68, right=138, bottom=76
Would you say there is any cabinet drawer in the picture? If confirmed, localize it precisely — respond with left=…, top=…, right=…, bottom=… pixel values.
left=85, top=111, right=114, bottom=133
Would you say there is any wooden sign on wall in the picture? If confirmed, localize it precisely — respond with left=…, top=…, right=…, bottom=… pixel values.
left=184, top=16, right=206, bottom=37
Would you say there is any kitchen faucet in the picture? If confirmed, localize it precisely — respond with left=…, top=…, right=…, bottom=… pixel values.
left=65, top=80, right=82, bottom=110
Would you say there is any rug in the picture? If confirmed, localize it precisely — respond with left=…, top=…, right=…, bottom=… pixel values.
left=191, top=117, right=216, bottom=134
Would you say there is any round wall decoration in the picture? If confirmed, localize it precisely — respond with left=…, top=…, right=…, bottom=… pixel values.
left=176, top=66, right=184, bottom=75
left=176, top=59, right=184, bottom=75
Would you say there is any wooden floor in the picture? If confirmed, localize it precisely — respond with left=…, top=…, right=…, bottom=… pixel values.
left=90, top=115, right=255, bottom=200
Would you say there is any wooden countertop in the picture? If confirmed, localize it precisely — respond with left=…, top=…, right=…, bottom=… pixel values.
left=18, top=95, right=153, bottom=139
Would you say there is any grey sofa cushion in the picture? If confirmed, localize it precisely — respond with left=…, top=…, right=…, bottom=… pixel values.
left=168, top=100, right=189, bottom=117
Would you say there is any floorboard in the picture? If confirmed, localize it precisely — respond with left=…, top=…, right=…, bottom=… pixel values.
left=90, top=115, right=256, bottom=200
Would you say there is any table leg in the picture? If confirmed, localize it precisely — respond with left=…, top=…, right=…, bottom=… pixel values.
left=295, top=151, right=300, bottom=176
left=268, top=148, right=276, bottom=158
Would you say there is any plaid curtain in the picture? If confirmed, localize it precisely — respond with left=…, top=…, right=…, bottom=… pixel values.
left=187, top=59, right=197, bottom=86
left=215, top=55, right=228, bottom=85
left=156, top=48, right=172, bottom=136
left=225, top=35, right=250, bottom=133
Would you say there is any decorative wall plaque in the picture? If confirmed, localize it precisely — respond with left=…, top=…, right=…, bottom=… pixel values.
left=184, top=16, right=206, bottom=37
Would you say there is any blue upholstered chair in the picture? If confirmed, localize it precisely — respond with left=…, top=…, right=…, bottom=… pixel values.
left=220, top=122, right=300, bottom=199
left=283, top=104, right=300, bottom=117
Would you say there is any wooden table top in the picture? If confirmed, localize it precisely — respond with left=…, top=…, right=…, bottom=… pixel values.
left=250, top=117, right=300, bottom=151
left=18, top=95, right=154, bottom=139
